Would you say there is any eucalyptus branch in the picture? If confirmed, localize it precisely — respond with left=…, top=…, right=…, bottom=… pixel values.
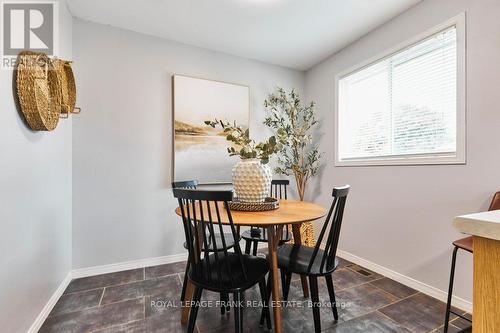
left=264, top=88, right=323, bottom=200
left=204, top=118, right=283, bottom=164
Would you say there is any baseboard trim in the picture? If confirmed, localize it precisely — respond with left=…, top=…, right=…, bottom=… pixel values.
left=27, top=272, right=72, bottom=333
left=336, top=249, right=472, bottom=313
left=71, top=253, right=189, bottom=279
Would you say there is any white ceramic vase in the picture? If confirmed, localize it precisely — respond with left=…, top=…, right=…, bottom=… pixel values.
left=232, top=158, right=272, bottom=203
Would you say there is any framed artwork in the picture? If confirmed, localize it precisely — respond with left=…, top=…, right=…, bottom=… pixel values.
left=172, top=74, right=250, bottom=184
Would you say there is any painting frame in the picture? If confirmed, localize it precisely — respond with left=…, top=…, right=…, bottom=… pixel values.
left=172, top=74, right=250, bottom=185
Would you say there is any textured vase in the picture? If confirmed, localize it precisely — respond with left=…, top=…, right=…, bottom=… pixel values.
left=232, top=158, right=272, bottom=203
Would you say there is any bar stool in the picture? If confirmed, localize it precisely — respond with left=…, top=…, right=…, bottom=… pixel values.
left=443, top=191, right=500, bottom=332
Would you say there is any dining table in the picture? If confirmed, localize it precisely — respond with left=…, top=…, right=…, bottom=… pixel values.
left=175, top=199, right=327, bottom=333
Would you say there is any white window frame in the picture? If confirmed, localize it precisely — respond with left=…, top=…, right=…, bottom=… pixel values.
left=334, top=13, right=466, bottom=167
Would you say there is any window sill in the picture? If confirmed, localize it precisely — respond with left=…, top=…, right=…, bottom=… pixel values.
left=334, top=155, right=466, bottom=167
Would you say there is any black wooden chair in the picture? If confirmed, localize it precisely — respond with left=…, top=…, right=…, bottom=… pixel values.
left=260, top=185, right=350, bottom=333
left=173, top=188, right=272, bottom=333
left=241, top=179, right=293, bottom=256
left=172, top=180, right=238, bottom=314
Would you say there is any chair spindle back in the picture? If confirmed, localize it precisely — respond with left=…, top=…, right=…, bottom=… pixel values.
left=173, top=189, right=246, bottom=288
left=270, top=179, right=289, bottom=200
left=307, top=185, right=350, bottom=274
left=172, top=180, right=198, bottom=190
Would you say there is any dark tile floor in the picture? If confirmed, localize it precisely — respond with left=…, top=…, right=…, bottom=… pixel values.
left=40, top=257, right=472, bottom=333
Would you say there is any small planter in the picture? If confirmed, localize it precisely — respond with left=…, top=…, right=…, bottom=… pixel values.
left=232, top=158, right=272, bottom=203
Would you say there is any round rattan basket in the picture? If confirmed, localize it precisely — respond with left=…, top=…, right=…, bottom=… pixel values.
left=16, top=51, right=62, bottom=131
left=228, top=197, right=279, bottom=212
left=53, top=58, right=77, bottom=116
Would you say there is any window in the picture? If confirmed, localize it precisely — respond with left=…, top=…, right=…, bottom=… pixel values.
left=335, top=15, right=465, bottom=166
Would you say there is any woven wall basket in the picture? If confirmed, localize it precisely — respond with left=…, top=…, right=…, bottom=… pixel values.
left=53, top=59, right=78, bottom=117
left=16, top=51, right=62, bottom=131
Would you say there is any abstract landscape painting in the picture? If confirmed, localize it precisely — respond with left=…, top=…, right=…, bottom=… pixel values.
left=173, top=75, right=249, bottom=183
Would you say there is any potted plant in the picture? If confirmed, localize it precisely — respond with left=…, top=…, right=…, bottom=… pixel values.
left=264, top=88, right=322, bottom=245
left=263, top=88, right=322, bottom=200
left=204, top=119, right=282, bottom=203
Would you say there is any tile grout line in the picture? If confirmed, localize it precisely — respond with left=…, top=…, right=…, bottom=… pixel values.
left=375, top=291, right=459, bottom=333
left=47, top=289, right=108, bottom=319
left=448, top=315, right=473, bottom=330
left=330, top=278, right=422, bottom=333
left=376, top=290, right=465, bottom=328
left=375, top=309, right=417, bottom=333
left=98, top=287, right=105, bottom=306
left=66, top=272, right=184, bottom=298
left=330, top=274, right=384, bottom=293
left=92, top=318, right=145, bottom=333
left=64, top=278, right=144, bottom=296
left=360, top=282, right=413, bottom=306
left=66, top=265, right=184, bottom=296
left=46, top=296, right=140, bottom=322
left=64, top=276, right=186, bottom=312
left=367, top=281, right=419, bottom=301
left=99, top=295, right=150, bottom=308
left=49, top=305, right=100, bottom=319
left=358, top=274, right=468, bottom=324
left=428, top=322, right=462, bottom=333
left=146, top=271, right=185, bottom=280
left=377, top=292, right=422, bottom=311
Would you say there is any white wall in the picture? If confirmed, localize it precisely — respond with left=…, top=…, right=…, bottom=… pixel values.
left=305, top=0, right=500, bottom=304
left=72, top=19, right=305, bottom=269
left=0, top=1, right=73, bottom=332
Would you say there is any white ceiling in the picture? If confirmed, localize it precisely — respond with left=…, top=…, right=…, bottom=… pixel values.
left=66, top=0, right=421, bottom=70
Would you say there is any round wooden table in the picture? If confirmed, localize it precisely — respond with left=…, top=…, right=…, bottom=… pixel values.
left=175, top=200, right=327, bottom=333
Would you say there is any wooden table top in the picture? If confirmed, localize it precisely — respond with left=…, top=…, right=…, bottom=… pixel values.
left=174, top=200, right=327, bottom=226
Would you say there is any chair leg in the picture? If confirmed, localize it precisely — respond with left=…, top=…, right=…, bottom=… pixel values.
left=187, top=286, right=203, bottom=333
left=260, top=273, right=272, bottom=326
left=325, top=274, right=339, bottom=321
left=234, top=291, right=244, bottom=333
left=225, top=292, right=231, bottom=313
left=258, top=277, right=272, bottom=330
left=283, top=271, right=292, bottom=302
left=181, top=259, right=190, bottom=302
left=280, top=268, right=286, bottom=297
left=309, top=276, right=321, bottom=333
left=444, top=246, right=459, bottom=333
left=253, top=240, right=259, bottom=256
left=244, top=239, right=252, bottom=255
left=220, top=293, right=230, bottom=315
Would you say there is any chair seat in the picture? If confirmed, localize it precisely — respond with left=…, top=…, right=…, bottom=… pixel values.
left=241, top=228, right=292, bottom=243
left=453, top=236, right=473, bottom=253
left=275, top=244, right=339, bottom=276
left=189, top=253, right=269, bottom=292
left=183, top=233, right=239, bottom=251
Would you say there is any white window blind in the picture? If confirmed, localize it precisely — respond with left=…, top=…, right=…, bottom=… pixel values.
left=337, top=25, right=463, bottom=165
